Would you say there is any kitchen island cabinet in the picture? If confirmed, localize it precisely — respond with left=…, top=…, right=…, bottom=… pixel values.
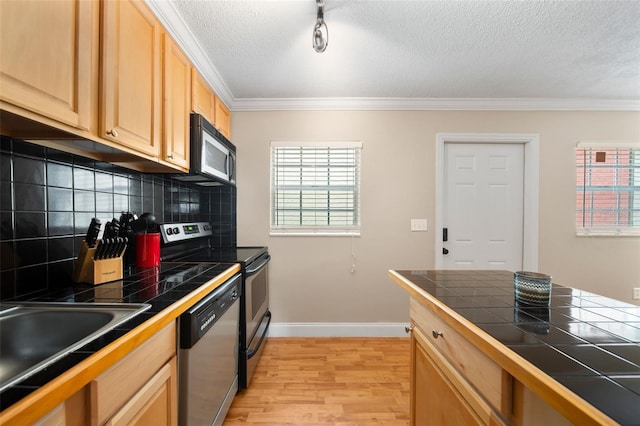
left=390, top=270, right=639, bottom=426
left=412, top=324, right=492, bottom=425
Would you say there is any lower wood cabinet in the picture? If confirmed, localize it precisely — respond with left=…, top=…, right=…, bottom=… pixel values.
left=104, top=357, right=177, bottom=426
left=33, top=388, right=87, bottom=426
left=90, top=323, right=177, bottom=425
left=34, top=322, right=178, bottom=426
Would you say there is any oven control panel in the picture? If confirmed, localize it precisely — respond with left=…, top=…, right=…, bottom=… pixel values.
left=160, top=222, right=213, bottom=244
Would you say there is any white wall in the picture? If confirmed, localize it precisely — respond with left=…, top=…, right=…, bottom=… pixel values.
left=232, top=110, right=640, bottom=329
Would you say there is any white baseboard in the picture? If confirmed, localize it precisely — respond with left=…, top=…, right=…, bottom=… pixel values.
left=267, top=322, right=410, bottom=338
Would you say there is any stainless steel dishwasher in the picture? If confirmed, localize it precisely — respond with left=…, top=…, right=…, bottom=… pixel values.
left=178, top=273, right=241, bottom=426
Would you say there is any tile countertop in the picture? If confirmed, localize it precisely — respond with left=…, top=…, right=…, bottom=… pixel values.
left=393, top=270, right=640, bottom=426
left=0, top=262, right=239, bottom=412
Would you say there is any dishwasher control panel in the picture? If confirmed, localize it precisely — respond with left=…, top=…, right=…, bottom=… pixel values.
left=179, top=273, right=241, bottom=348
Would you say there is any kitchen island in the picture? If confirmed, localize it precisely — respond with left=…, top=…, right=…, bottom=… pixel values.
left=390, top=269, right=639, bottom=425
left=0, top=262, right=240, bottom=425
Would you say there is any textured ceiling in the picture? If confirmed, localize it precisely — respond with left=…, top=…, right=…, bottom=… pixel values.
left=163, top=0, right=640, bottom=107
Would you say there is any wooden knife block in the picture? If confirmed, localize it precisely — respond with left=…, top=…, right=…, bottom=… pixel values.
left=72, top=240, right=124, bottom=285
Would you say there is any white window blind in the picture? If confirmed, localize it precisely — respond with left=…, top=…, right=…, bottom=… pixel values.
left=271, top=141, right=362, bottom=235
left=576, top=142, right=640, bottom=235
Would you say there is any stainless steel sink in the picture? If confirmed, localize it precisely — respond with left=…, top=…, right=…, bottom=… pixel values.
left=0, top=302, right=151, bottom=392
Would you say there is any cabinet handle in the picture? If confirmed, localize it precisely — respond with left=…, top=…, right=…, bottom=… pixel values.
left=404, top=325, right=413, bottom=334
left=167, top=154, right=174, bottom=159
left=107, top=129, right=118, bottom=138
left=432, top=329, right=443, bottom=339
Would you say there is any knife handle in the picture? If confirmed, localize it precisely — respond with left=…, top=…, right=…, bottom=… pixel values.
left=92, top=240, right=101, bottom=260
left=85, top=218, right=101, bottom=248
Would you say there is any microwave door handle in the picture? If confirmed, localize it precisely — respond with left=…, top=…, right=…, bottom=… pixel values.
left=229, top=154, right=235, bottom=179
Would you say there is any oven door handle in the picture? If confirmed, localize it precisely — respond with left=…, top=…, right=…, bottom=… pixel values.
left=245, top=255, right=271, bottom=276
left=247, top=310, right=271, bottom=359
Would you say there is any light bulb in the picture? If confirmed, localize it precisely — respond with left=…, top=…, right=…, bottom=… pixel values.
left=312, top=21, right=328, bottom=52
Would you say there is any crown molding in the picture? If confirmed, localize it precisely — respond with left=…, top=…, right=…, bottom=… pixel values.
left=230, top=97, right=640, bottom=111
left=145, top=1, right=639, bottom=113
left=145, top=0, right=234, bottom=106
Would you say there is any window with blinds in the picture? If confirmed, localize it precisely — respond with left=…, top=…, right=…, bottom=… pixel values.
left=576, top=143, right=640, bottom=235
left=271, top=141, right=362, bottom=235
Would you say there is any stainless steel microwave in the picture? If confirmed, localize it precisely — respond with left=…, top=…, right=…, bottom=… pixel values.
left=172, top=113, right=236, bottom=186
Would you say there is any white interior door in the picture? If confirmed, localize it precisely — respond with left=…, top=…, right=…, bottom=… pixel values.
left=442, top=142, right=524, bottom=270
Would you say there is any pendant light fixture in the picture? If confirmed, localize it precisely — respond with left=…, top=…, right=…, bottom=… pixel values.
left=312, top=0, right=328, bottom=52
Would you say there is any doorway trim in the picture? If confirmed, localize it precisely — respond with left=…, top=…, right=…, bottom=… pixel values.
left=435, top=133, right=540, bottom=270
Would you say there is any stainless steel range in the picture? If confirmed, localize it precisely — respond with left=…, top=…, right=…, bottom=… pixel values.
left=159, top=222, right=271, bottom=390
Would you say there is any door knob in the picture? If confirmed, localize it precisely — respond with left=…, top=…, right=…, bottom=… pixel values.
left=443, top=248, right=449, bottom=255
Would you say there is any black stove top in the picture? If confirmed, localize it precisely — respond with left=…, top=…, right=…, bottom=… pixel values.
left=169, top=246, right=268, bottom=265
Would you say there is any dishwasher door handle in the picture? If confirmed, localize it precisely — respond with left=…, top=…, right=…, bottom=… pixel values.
left=247, top=310, right=271, bottom=359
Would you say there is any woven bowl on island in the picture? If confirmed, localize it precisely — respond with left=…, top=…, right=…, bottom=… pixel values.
left=514, top=271, right=552, bottom=306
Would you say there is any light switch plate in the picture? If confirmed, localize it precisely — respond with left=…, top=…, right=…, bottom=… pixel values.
left=411, top=219, right=428, bottom=232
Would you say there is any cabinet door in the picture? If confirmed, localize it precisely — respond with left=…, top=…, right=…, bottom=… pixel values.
left=101, top=0, right=161, bottom=157
left=162, top=34, right=190, bottom=170
left=34, top=388, right=87, bottom=426
left=412, top=327, right=484, bottom=426
left=90, top=323, right=176, bottom=425
left=214, top=96, right=231, bottom=139
left=0, top=0, right=96, bottom=130
left=105, top=357, right=177, bottom=426
left=191, top=69, right=215, bottom=125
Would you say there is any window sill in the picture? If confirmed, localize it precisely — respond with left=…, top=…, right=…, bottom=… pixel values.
left=270, top=231, right=360, bottom=237
left=576, top=230, right=640, bottom=237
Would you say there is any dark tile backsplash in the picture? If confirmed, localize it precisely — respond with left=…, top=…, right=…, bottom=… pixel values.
left=0, top=136, right=236, bottom=299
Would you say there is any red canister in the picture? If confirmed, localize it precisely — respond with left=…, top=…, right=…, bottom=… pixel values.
left=136, top=233, right=160, bottom=267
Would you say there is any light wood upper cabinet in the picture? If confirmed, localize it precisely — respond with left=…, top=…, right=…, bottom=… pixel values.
left=191, top=69, right=216, bottom=126
left=101, top=0, right=161, bottom=157
left=0, top=0, right=97, bottom=131
left=214, top=96, right=231, bottom=139
left=0, top=0, right=227, bottom=172
left=162, top=34, right=190, bottom=170
left=191, top=69, right=232, bottom=139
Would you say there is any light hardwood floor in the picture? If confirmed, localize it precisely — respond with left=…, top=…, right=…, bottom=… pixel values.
left=224, top=338, right=410, bottom=425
